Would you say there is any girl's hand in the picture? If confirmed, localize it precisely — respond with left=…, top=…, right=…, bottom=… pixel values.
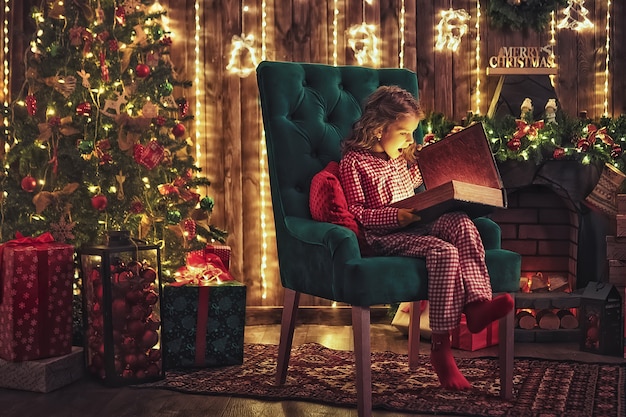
left=398, top=208, right=421, bottom=227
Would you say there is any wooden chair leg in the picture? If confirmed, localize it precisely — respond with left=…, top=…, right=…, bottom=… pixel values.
left=352, top=305, right=372, bottom=417
left=498, top=293, right=515, bottom=399
left=408, top=301, right=422, bottom=369
left=276, top=288, right=300, bottom=385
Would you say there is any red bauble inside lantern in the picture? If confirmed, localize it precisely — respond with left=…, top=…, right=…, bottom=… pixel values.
left=171, top=123, right=186, bottom=138
left=21, top=175, right=37, bottom=192
left=135, top=63, right=150, bottom=78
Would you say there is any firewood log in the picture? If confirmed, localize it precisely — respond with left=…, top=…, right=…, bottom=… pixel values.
left=536, top=309, right=560, bottom=330
left=515, top=310, right=536, bottom=329
left=557, top=309, right=579, bottom=329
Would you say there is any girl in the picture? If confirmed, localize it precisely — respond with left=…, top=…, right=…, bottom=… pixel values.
left=339, top=85, right=514, bottom=390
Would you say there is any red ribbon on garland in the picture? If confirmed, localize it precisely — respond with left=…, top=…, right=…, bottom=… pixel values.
left=513, top=119, right=545, bottom=140
left=587, top=124, right=614, bottom=146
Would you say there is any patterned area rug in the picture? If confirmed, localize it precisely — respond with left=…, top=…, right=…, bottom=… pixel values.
left=139, top=343, right=626, bottom=417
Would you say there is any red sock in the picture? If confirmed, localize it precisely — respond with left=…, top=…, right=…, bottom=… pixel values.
left=430, top=332, right=471, bottom=390
left=464, top=293, right=514, bottom=334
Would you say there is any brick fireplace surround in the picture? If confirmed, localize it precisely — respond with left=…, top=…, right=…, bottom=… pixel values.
left=490, top=160, right=612, bottom=291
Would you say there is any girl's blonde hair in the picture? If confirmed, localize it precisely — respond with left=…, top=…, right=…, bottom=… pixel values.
left=341, top=85, right=424, bottom=157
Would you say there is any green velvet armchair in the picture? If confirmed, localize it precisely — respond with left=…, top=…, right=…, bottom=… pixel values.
left=256, top=61, right=521, bottom=417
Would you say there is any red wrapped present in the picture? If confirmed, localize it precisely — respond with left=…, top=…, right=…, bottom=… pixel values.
left=204, top=244, right=231, bottom=270
left=0, top=232, right=74, bottom=361
left=451, top=314, right=499, bottom=351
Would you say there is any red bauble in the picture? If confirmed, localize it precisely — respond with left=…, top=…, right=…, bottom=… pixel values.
left=140, top=267, right=157, bottom=284
left=20, top=175, right=37, bottom=192
left=91, top=194, right=108, bottom=211
left=141, top=329, right=159, bottom=349
left=171, top=123, right=186, bottom=138
left=135, top=63, right=150, bottom=78
left=111, top=298, right=128, bottom=320
left=506, top=138, right=521, bottom=151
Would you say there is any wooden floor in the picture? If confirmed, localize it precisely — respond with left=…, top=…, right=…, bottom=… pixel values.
left=1, top=323, right=624, bottom=417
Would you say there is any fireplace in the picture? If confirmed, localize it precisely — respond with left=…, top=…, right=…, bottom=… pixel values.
left=489, top=160, right=613, bottom=341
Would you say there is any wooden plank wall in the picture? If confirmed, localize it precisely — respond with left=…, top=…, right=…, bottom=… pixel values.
left=6, top=0, right=626, bottom=309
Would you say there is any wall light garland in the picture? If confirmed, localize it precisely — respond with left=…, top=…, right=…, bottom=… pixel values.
left=346, top=0, right=379, bottom=66
left=603, top=0, right=611, bottom=117
left=259, top=0, right=268, bottom=300
left=475, top=0, right=481, bottom=114
left=435, top=8, right=470, bottom=52
left=2, top=0, right=10, bottom=143
left=226, top=4, right=259, bottom=77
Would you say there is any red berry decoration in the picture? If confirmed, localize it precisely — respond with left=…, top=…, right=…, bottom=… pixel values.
left=91, top=194, right=108, bottom=211
left=135, top=63, right=150, bottom=78
left=171, top=123, right=186, bottom=138
left=21, top=175, right=37, bottom=192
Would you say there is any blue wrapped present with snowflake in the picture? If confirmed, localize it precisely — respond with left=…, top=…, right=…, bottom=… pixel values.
left=161, top=250, right=246, bottom=369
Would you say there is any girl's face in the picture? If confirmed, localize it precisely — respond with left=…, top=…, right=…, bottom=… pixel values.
left=373, top=115, right=420, bottom=159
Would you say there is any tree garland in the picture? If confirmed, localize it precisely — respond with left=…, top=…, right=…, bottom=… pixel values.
left=488, top=0, right=568, bottom=32
left=422, top=111, right=626, bottom=173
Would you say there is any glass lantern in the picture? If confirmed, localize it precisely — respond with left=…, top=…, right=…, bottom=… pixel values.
left=79, top=231, right=164, bottom=385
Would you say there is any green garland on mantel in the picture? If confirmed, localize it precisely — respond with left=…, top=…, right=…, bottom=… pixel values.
left=488, top=0, right=569, bottom=31
left=422, top=111, right=626, bottom=173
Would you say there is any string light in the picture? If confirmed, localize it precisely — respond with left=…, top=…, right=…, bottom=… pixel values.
left=259, top=0, right=268, bottom=300
left=474, top=0, right=481, bottom=114
left=2, top=0, right=10, bottom=142
left=399, top=0, right=405, bottom=68
left=549, top=11, right=557, bottom=88
left=194, top=0, right=202, bottom=173
left=333, top=0, right=339, bottom=66
left=603, top=0, right=611, bottom=117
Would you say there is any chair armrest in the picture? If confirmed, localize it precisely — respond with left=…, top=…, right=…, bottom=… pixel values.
left=284, top=216, right=362, bottom=260
left=472, top=217, right=502, bottom=250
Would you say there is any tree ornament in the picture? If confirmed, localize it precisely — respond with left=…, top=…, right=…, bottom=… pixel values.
left=21, top=175, right=37, bottom=192
left=78, top=139, right=95, bottom=154
left=166, top=210, right=182, bottom=224
left=159, top=82, right=173, bottom=96
left=145, top=51, right=160, bottom=67
left=76, top=102, right=92, bottom=117
left=183, top=218, right=196, bottom=240
left=200, top=196, right=215, bottom=212
left=577, top=137, right=591, bottom=151
left=151, top=25, right=164, bottom=41
left=435, top=8, right=470, bottom=52
left=25, top=94, right=37, bottom=116
left=557, top=0, right=594, bottom=31
left=611, top=145, right=623, bottom=159
left=545, top=99, right=558, bottom=125
left=130, top=199, right=144, bottom=214
left=154, top=116, right=166, bottom=126
left=91, top=194, right=108, bottom=211
left=115, top=6, right=126, bottom=25
left=171, top=123, right=185, bottom=138
left=135, top=63, right=150, bottom=78
left=177, top=98, right=189, bottom=118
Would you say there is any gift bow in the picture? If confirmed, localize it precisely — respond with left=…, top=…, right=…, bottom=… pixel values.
left=587, top=124, right=614, bottom=146
left=173, top=251, right=234, bottom=286
left=513, top=119, right=544, bottom=140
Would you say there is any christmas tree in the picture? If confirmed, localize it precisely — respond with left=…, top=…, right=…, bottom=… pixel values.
left=1, top=0, right=226, bottom=276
